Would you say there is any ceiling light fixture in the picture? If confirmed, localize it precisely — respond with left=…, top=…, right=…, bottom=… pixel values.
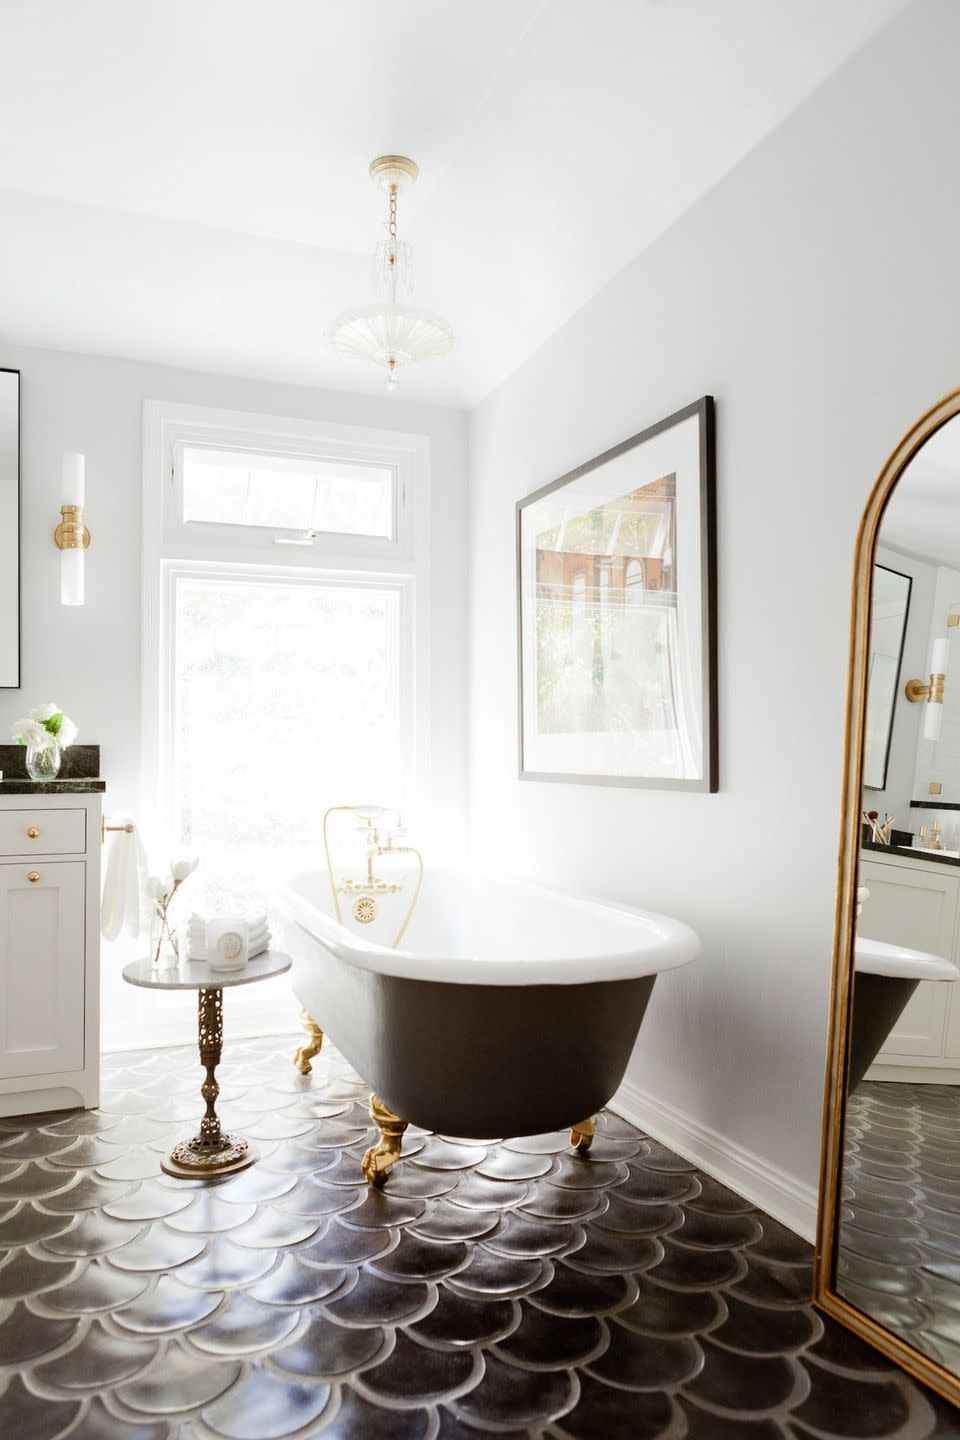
left=330, top=155, right=455, bottom=391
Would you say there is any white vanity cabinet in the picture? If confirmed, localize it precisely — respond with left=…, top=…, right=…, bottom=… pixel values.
left=0, top=790, right=102, bottom=1115
left=860, top=850, right=960, bottom=1079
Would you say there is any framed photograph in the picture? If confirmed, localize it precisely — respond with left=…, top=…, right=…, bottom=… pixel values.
left=517, top=396, right=717, bottom=790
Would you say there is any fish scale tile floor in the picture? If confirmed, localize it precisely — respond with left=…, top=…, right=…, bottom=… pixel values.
left=0, top=1035, right=956, bottom=1439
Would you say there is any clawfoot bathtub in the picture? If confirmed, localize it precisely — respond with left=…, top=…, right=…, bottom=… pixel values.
left=276, top=868, right=699, bottom=1183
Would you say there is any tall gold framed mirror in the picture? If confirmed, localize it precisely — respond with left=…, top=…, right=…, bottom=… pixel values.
left=817, top=388, right=960, bottom=1407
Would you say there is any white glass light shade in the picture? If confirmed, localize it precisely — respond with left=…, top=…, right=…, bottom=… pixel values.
left=330, top=304, right=455, bottom=386
left=61, top=548, right=84, bottom=607
left=932, top=637, right=950, bottom=675
left=62, top=452, right=84, bottom=507
left=925, top=699, right=944, bottom=742
left=60, top=452, right=86, bottom=607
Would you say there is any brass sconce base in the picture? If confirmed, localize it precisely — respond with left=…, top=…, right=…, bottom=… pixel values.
left=54, top=504, right=90, bottom=551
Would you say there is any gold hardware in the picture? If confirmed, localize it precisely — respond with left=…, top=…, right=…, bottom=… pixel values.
left=929, top=782, right=943, bottom=796
left=949, top=615, right=960, bottom=628
left=353, top=896, right=377, bottom=924
left=26, top=827, right=39, bottom=838
left=293, top=1008, right=324, bottom=1076
left=162, top=986, right=256, bottom=1179
left=570, top=1117, right=596, bottom=1153
left=816, top=384, right=960, bottom=1408
left=101, top=818, right=135, bottom=844
left=26, top=871, right=40, bottom=883
left=361, top=1093, right=408, bottom=1186
left=321, top=804, right=424, bottom=949
left=905, top=673, right=945, bottom=703
left=368, top=154, right=419, bottom=189
left=53, top=503, right=90, bottom=551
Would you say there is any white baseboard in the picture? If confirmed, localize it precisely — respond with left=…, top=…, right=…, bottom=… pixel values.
left=611, top=1078, right=819, bottom=1244
left=866, top=1063, right=960, bottom=1084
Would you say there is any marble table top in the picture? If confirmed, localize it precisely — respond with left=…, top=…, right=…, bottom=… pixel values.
left=122, top=949, right=292, bottom=990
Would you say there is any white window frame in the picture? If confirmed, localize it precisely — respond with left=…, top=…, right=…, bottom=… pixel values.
left=141, top=400, right=431, bottom=850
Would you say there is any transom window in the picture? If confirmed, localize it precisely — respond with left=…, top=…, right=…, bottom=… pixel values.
left=180, top=445, right=396, bottom=541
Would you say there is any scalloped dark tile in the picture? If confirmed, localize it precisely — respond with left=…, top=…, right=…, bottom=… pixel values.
left=272, top=1309, right=390, bottom=1379
left=449, top=1350, right=577, bottom=1427
left=493, top=1305, right=608, bottom=1370
left=31, top=1318, right=155, bottom=1390
left=0, top=1374, right=81, bottom=1439
left=2, top=1035, right=957, bottom=1440
left=0, top=1302, right=80, bottom=1364
left=552, top=1372, right=682, bottom=1439
left=357, top=1328, right=483, bottom=1406
left=404, top=1276, right=518, bottom=1354
left=320, top=1386, right=436, bottom=1439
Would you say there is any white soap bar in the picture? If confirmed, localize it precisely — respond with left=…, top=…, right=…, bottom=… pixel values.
left=207, top=920, right=248, bottom=971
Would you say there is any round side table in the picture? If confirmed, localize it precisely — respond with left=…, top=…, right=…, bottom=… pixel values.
left=122, top=949, right=292, bottom=1180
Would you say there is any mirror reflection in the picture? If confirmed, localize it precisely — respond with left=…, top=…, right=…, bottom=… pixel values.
left=0, top=368, right=19, bottom=688
left=841, top=413, right=960, bottom=1372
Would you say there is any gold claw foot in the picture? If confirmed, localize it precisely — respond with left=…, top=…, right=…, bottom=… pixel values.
left=570, top=1117, right=596, bottom=1153
left=361, top=1093, right=409, bottom=1186
left=293, top=1008, right=324, bottom=1075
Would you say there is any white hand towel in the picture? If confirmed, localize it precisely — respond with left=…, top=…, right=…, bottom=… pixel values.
left=101, top=821, right=149, bottom=941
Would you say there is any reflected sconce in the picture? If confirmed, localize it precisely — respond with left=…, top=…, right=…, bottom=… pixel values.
left=54, top=453, right=89, bottom=606
left=905, top=637, right=950, bottom=741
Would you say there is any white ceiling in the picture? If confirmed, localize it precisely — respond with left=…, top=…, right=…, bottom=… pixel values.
left=0, top=0, right=908, bottom=407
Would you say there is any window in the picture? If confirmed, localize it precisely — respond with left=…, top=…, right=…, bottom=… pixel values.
left=123, top=402, right=429, bottom=1049
left=181, top=446, right=396, bottom=541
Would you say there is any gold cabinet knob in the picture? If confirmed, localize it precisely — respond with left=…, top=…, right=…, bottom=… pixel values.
left=27, top=871, right=40, bottom=883
left=26, top=827, right=39, bottom=839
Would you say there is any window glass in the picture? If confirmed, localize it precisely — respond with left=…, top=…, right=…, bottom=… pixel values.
left=181, top=446, right=396, bottom=539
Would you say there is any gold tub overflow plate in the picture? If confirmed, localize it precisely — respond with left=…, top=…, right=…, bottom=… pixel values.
left=353, top=896, right=377, bottom=924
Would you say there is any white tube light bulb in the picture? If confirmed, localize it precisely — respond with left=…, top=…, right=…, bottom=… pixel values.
left=925, top=697, right=944, bottom=742
left=60, top=453, right=85, bottom=607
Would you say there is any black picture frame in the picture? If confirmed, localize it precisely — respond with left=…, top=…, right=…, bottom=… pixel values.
left=516, top=395, right=717, bottom=791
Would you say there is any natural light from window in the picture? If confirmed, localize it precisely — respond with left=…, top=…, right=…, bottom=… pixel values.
left=181, top=445, right=396, bottom=539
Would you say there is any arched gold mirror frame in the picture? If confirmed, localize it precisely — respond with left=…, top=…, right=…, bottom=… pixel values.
left=815, top=386, right=960, bottom=1406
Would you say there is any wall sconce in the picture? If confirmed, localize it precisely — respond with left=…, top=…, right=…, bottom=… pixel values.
left=905, top=636, right=949, bottom=741
left=54, top=453, right=89, bottom=606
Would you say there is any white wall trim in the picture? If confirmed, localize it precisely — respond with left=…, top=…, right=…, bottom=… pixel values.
left=612, top=1077, right=819, bottom=1243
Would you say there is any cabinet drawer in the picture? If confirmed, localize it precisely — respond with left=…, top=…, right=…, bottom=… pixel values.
left=0, top=809, right=86, bottom=856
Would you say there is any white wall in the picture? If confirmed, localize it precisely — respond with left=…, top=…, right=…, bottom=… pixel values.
left=0, top=343, right=468, bottom=827
left=467, top=0, right=960, bottom=1235
left=0, top=344, right=468, bottom=1048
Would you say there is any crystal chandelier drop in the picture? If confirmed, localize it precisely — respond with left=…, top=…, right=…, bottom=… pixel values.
left=330, top=155, right=455, bottom=390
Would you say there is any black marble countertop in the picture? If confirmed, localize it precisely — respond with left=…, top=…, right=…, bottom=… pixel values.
left=0, top=742, right=104, bottom=794
left=0, top=778, right=106, bottom=793
left=862, top=838, right=960, bottom=867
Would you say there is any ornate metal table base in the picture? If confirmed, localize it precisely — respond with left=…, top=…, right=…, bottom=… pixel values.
left=293, top=1008, right=324, bottom=1075
left=161, top=987, right=258, bottom=1180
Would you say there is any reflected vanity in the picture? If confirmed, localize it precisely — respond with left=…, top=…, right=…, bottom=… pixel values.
left=818, top=391, right=960, bottom=1407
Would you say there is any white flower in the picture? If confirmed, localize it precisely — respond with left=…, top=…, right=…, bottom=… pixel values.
left=29, top=703, right=60, bottom=722
left=171, top=857, right=200, bottom=883
left=145, top=875, right=171, bottom=903
left=56, top=717, right=78, bottom=749
left=12, top=718, right=53, bottom=749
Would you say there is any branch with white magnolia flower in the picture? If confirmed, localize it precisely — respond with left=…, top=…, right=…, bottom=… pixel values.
left=147, top=859, right=200, bottom=965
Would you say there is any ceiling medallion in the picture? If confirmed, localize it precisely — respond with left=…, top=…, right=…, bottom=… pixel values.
left=330, top=154, right=455, bottom=390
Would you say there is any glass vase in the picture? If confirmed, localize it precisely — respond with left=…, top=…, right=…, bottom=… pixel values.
left=26, top=741, right=61, bottom=782
left=150, top=904, right=180, bottom=972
